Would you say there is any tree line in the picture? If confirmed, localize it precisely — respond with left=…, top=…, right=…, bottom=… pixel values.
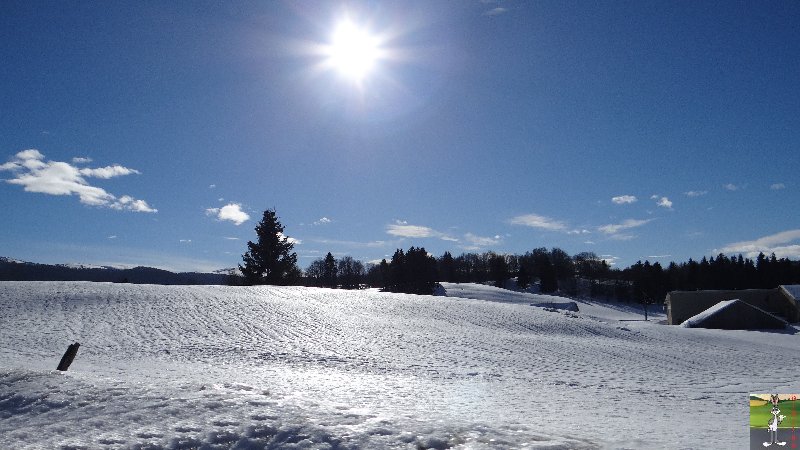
left=236, top=209, right=800, bottom=301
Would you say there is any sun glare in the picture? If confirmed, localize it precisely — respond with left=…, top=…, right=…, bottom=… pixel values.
left=325, top=19, right=381, bottom=82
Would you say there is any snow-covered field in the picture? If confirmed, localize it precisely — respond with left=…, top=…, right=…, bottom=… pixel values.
left=1, top=281, right=798, bottom=449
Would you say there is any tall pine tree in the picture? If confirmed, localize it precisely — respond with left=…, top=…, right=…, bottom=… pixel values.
left=322, top=252, right=338, bottom=288
left=239, top=209, right=299, bottom=285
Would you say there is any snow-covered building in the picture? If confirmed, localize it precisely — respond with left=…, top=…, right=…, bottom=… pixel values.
left=680, top=299, right=788, bottom=329
left=665, top=286, right=800, bottom=325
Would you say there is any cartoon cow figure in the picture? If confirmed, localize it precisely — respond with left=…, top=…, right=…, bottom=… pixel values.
left=764, top=394, right=786, bottom=447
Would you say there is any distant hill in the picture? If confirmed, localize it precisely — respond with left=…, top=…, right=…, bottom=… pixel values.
left=0, top=257, right=230, bottom=285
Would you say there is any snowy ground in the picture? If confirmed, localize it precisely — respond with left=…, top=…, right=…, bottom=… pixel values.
left=1, top=281, right=798, bottom=449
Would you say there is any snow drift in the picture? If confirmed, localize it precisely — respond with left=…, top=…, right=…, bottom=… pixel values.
left=436, top=282, right=579, bottom=311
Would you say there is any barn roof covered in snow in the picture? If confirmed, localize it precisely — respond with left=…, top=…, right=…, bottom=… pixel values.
left=780, top=285, right=800, bottom=302
left=665, top=288, right=800, bottom=324
left=680, top=299, right=788, bottom=330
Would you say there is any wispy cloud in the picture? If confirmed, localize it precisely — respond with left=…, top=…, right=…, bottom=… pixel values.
left=508, top=213, right=567, bottom=232
left=611, top=195, right=637, bottom=205
left=684, top=190, right=708, bottom=197
left=385, top=221, right=457, bottom=241
left=309, top=238, right=390, bottom=248
left=223, top=237, right=240, bottom=241
left=770, top=183, right=786, bottom=190
left=723, top=183, right=740, bottom=191
left=0, top=149, right=156, bottom=212
left=608, top=234, right=636, bottom=241
left=464, top=232, right=501, bottom=247
left=567, top=229, right=591, bottom=235
left=650, top=195, right=673, bottom=209
left=313, top=217, right=332, bottom=225
left=483, top=7, right=508, bottom=16
left=79, top=165, right=140, bottom=179
left=386, top=223, right=437, bottom=238
left=71, top=157, right=92, bottom=164
left=179, top=239, right=192, bottom=243
left=717, top=229, right=800, bottom=259
left=206, top=203, right=250, bottom=225
left=598, top=218, right=653, bottom=236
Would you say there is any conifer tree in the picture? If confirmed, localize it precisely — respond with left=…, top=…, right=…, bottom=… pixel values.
left=533, top=251, right=558, bottom=293
left=489, top=253, right=509, bottom=288
left=239, top=209, right=299, bottom=285
left=517, top=262, right=531, bottom=289
left=438, top=251, right=455, bottom=282
left=322, top=252, right=338, bottom=288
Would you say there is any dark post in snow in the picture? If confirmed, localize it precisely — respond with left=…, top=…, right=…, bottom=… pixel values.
left=643, top=298, right=649, bottom=321
left=57, top=342, right=80, bottom=371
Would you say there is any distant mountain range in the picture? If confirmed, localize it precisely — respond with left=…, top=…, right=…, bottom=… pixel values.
left=0, top=257, right=230, bottom=285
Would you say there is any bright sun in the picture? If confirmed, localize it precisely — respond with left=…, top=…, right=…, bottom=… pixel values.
left=325, top=19, right=381, bottom=82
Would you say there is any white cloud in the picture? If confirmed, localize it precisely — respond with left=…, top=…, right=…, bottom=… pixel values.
left=277, top=232, right=301, bottom=245
left=14, top=149, right=45, bottom=163
left=770, top=183, right=786, bottom=190
left=179, top=239, right=192, bottom=243
left=723, top=183, right=739, bottom=191
left=464, top=233, right=501, bottom=247
left=611, top=195, right=637, bottom=205
left=385, top=221, right=457, bottom=242
left=108, top=235, right=117, bottom=239
left=0, top=149, right=156, bottom=212
left=209, top=184, right=216, bottom=189
left=600, top=255, right=620, bottom=266
left=386, top=223, right=437, bottom=238
left=598, top=218, right=653, bottom=235
left=650, top=195, right=673, bottom=209
left=484, top=7, right=508, bottom=15
left=567, top=229, right=591, bottom=235
left=206, top=203, right=250, bottom=225
left=684, top=190, right=708, bottom=197
left=717, top=229, right=800, bottom=259
left=655, top=196, right=673, bottom=209
left=508, top=213, right=567, bottom=231
left=79, top=165, right=140, bottom=179
left=223, top=237, right=240, bottom=240
left=111, top=195, right=157, bottom=213
left=72, top=157, right=92, bottom=164
left=314, top=217, right=332, bottom=225
left=310, top=238, right=390, bottom=248
left=609, top=234, right=636, bottom=241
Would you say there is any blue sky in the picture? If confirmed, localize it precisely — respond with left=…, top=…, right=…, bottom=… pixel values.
left=2, top=1, right=799, bottom=272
